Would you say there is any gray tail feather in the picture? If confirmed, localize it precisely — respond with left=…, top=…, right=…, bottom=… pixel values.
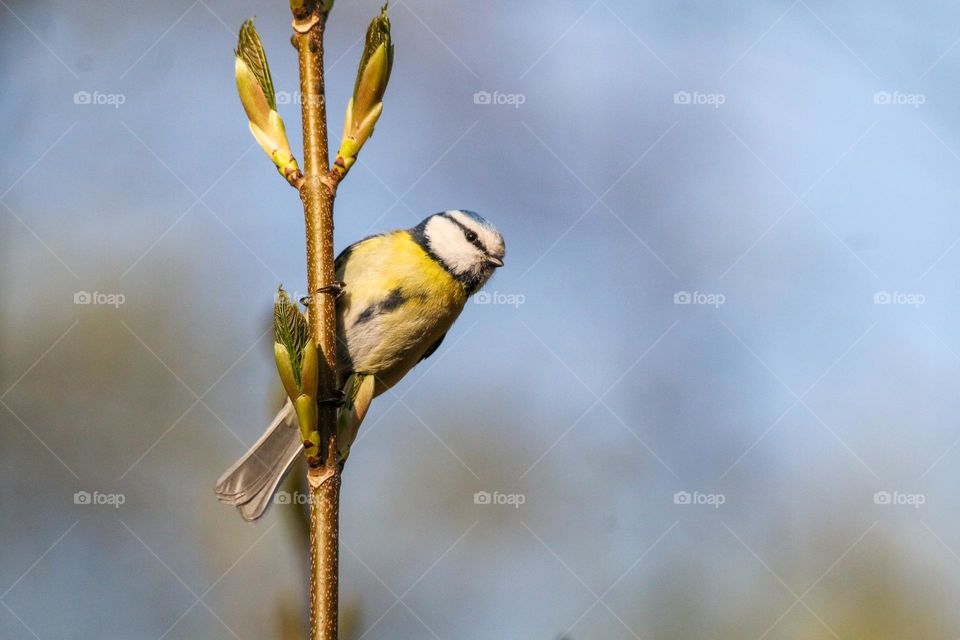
left=214, top=400, right=303, bottom=522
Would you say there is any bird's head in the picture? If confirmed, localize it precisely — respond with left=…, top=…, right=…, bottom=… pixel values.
left=417, top=210, right=505, bottom=294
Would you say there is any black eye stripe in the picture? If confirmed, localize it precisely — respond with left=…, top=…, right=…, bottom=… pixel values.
left=446, top=216, right=487, bottom=252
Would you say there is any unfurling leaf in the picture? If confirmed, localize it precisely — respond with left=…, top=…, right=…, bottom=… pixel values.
left=333, top=4, right=393, bottom=178
left=274, top=286, right=310, bottom=388
left=236, top=20, right=275, bottom=110
left=274, top=343, right=299, bottom=401
left=353, top=5, right=393, bottom=110
left=295, top=394, right=319, bottom=447
left=300, top=340, right=319, bottom=400
left=235, top=20, right=301, bottom=184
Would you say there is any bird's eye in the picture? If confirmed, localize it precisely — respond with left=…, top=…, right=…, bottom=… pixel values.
left=464, top=230, right=478, bottom=242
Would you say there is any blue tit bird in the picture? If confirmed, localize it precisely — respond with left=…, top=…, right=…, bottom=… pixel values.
left=215, top=210, right=505, bottom=521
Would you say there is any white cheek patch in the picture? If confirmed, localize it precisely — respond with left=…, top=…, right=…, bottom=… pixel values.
left=424, top=216, right=481, bottom=275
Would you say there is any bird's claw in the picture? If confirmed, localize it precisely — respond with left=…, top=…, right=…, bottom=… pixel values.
left=317, top=389, right=346, bottom=407
left=300, top=281, right=345, bottom=306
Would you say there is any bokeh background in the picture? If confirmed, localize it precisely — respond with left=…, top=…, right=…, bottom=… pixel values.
left=4, top=1, right=960, bottom=638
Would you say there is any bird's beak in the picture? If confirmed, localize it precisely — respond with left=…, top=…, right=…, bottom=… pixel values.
left=486, top=256, right=504, bottom=267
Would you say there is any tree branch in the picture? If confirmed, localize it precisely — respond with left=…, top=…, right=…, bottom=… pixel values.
left=292, top=3, right=340, bottom=638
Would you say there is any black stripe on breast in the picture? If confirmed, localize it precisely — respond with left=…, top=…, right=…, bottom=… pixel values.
left=354, top=287, right=406, bottom=326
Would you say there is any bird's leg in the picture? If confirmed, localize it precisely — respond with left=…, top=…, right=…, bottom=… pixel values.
left=300, top=281, right=345, bottom=306
left=317, top=389, right=345, bottom=407
left=299, top=283, right=346, bottom=407
left=317, top=281, right=346, bottom=297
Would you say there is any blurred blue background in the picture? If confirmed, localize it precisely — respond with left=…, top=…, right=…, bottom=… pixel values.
left=4, top=1, right=960, bottom=638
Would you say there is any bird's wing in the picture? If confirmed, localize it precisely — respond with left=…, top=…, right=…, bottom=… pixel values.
left=334, top=233, right=395, bottom=376
left=418, top=332, right=446, bottom=363
left=334, top=233, right=383, bottom=273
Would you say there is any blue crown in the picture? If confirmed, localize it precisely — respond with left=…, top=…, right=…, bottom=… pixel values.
left=444, top=210, right=501, bottom=234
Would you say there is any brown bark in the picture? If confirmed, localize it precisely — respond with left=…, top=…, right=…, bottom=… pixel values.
left=292, top=4, right=340, bottom=638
